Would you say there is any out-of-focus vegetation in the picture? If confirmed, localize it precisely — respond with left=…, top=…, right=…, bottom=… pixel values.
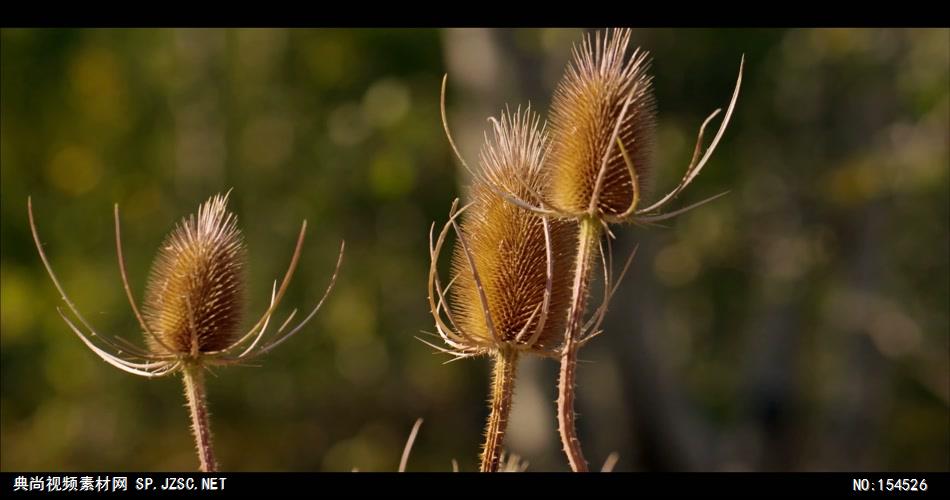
left=1, top=28, right=947, bottom=472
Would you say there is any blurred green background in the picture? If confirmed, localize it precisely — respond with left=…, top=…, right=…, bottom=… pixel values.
left=1, top=28, right=947, bottom=472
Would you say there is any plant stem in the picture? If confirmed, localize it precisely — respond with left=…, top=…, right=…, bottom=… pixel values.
left=480, top=347, right=519, bottom=472
left=558, top=216, right=600, bottom=472
left=182, top=362, right=217, bottom=472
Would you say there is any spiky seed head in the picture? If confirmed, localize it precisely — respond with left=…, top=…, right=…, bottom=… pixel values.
left=547, top=28, right=657, bottom=217
left=143, top=193, right=246, bottom=356
left=450, top=108, right=577, bottom=354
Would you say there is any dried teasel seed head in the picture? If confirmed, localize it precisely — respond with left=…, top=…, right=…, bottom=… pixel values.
left=143, top=193, right=246, bottom=356
left=548, top=28, right=656, bottom=218
left=450, top=107, right=577, bottom=354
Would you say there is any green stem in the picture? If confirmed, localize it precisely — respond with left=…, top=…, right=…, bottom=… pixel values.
left=480, top=348, right=519, bottom=472
left=558, top=216, right=600, bottom=472
left=182, top=363, right=218, bottom=472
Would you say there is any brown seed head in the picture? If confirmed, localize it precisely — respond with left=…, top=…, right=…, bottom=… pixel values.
left=547, top=28, right=656, bottom=218
left=143, top=193, right=246, bottom=356
left=449, top=108, right=577, bottom=354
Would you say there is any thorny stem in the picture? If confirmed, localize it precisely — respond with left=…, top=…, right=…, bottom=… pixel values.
left=480, top=347, right=519, bottom=472
left=182, top=362, right=217, bottom=472
left=558, top=216, right=601, bottom=472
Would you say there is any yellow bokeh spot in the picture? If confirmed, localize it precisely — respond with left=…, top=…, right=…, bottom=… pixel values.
left=369, top=152, right=415, bottom=199
left=324, top=285, right=377, bottom=348
left=0, top=266, right=35, bottom=343
left=654, top=242, right=701, bottom=287
left=69, top=47, right=128, bottom=127
left=45, top=144, right=103, bottom=196
left=306, top=37, right=354, bottom=88
left=322, top=433, right=391, bottom=472
left=362, top=78, right=410, bottom=128
left=821, top=160, right=883, bottom=207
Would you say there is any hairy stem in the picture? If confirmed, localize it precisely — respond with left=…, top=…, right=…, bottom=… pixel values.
left=182, top=363, right=217, bottom=472
left=558, top=216, right=600, bottom=472
left=480, top=347, right=519, bottom=472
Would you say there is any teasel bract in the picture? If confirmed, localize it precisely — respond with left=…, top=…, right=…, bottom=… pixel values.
left=447, top=29, right=743, bottom=471
left=28, top=192, right=344, bottom=472
left=428, top=106, right=598, bottom=472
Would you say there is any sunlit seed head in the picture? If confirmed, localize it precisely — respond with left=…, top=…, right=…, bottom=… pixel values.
left=143, top=193, right=246, bottom=356
left=450, top=107, right=577, bottom=353
left=548, top=28, right=657, bottom=217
